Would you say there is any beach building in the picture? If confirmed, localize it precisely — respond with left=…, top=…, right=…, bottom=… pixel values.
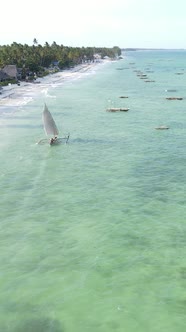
left=1, top=65, right=18, bottom=80
left=93, top=54, right=102, bottom=62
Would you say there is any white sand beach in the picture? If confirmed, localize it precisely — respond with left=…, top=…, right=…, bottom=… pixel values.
left=0, top=61, right=107, bottom=108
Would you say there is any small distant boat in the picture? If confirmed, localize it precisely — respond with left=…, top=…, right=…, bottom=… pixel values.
left=155, top=126, right=169, bottom=130
left=106, top=107, right=129, bottom=112
left=166, top=97, right=183, bottom=100
left=38, top=103, right=70, bottom=145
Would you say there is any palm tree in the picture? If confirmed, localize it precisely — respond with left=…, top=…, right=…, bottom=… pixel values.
left=33, top=38, right=38, bottom=46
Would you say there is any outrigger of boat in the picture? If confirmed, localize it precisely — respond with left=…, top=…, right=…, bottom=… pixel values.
left=49, top=134, right=70, bottom=145
left=106, top=108, right=129, bottom=112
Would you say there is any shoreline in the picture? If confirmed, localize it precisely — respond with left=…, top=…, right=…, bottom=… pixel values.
left=0, top=60, right=109, bottom=106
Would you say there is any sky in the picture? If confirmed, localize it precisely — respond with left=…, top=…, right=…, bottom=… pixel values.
left=1, top=0, right=186, bottom=49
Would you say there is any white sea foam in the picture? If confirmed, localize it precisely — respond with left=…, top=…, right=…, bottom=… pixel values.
left=0, top=61, right=106, bottom=112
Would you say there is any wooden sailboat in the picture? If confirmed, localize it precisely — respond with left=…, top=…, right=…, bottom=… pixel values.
left=38, top=103, right=70, bottom=145
left=42, top=103, right=59, bottom=145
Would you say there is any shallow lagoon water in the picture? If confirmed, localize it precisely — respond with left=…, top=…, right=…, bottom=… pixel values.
left=0, top=51, right=186, bottom=331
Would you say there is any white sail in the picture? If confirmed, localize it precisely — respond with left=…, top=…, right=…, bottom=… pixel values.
left=42, top=103, right=59, bottom=136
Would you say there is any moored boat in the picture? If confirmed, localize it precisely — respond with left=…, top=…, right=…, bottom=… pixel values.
left=106, top=107, right=129, bottom=112
left=155, top=126, right=169, bottom=130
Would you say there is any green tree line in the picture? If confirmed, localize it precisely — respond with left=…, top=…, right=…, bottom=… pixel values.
left=0, top=40, right=121, bottom=76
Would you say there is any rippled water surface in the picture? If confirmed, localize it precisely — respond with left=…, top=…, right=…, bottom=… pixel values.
left=1, top=51, right=186, bottom=331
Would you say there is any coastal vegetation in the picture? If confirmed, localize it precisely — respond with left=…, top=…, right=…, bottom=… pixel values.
left=0, top=40, right=121, bottom=84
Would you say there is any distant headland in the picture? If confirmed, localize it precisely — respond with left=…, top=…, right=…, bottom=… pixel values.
left=122, top=48, right=186, bottom=51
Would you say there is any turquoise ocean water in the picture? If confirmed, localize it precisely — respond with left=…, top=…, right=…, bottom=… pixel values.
left=0, top=50, right=186, bottom=331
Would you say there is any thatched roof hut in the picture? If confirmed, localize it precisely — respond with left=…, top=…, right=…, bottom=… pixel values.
left=2, top=65, right=18, bottom=79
